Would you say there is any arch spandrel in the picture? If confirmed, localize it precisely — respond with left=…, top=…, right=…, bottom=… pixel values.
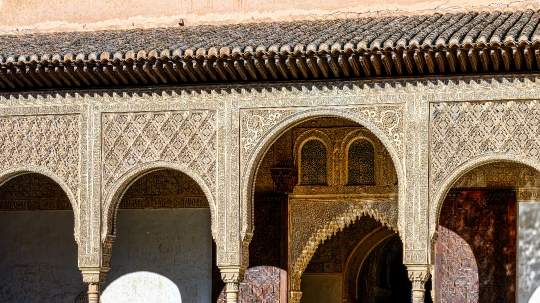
left=240, top=105, right=405, bottom=245
left=429, top=100, right=540, bottom=251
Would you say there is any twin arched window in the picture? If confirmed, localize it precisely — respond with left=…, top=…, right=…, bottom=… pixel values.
left=299, top=138, right=375, bottom=185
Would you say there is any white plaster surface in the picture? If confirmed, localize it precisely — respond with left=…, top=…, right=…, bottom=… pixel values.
left=300, top=273, right=342, bottom=303
left=102, top=208, right=212, bottom=303
left=0, top=211, right=84, bottom=302
left=519, top=202, right=540, bottom=303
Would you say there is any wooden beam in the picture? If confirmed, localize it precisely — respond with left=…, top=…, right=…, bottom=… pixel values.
left=523, top=46, right=534, bottom=70
left=203, top=61, right=218, bottom=81
left=316, top=56, right=329, bottom=78
left=112, top=65, right=130, bottom=85
left=490, top=49, right=500, bottom=71
left=307, top=57, right=319, bottom=78
left=244, top=58, right=258, bottom=80
left=468, top=48, right=479, bottom=72
left=170, top=61, right=189, bottom=82
left=193, top=60, right=208, bottom=81
left=338, top=55, right=350, bottom=77
left=0, top=68, right=16, bottom=88
left=359, top=54, right=371, bottom=76
left=152, top=62, right=169, bottom=83
left=424, top=51, right=436, bottom=74
left=265, top=57, right=280, bottom=80
left=296, top=57, right=310, bottom=79
left=403, top=51, right=414, bottom=74
left=255, top=57, right=269, bottom=80
left=224, top=60, right=238, bottom=81
left=392, top=52, right=404, bottom=75
left=286, top=57, right=299, bottom=79
left=370, top=54, right=382, bottom=76
left=328, top=56, right=340, bottom=77
left=414, top=51, right=425, bottom=74
left=512, top=47, right=522, bottom=71
left=234, top=60, right=249, bottom=80
left=181, top=60, right=199, bottom=82
left=381, top=53, right=392, bottom=75
left=456, top=49, right=468, bottom=72
left=276, top=57, right=289, bottom=79
left=213, top=60, right=229, bottom=81
left=348, top=54, right=362, bottom=76
left=54, top=66, right=73, bottom=86
left=123, top=64, right=140, bottom=85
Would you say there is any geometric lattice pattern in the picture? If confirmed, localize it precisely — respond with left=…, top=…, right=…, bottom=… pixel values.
left=0, top=114, right=80, bottom=198
left=348, top=139, right=375, bottom=185
left=430, top=101, right=540, bottom=194
left=102, top=110, right=217, bottom=193
left=300, top=139, right=327, bottom=185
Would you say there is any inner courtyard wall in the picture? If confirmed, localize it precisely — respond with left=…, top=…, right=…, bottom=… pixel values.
left=1, top=74, right=540, bottom=301
left=0, top=211, right=84, bottom=302
left=0, top=0, right=535, bottom=34
left=102, top=208, right=212, bottom=303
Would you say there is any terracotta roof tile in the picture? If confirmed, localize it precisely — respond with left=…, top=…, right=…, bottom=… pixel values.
left=2, top=9, right=540, bottom=89
left=2, top=10, right=540, bottom=61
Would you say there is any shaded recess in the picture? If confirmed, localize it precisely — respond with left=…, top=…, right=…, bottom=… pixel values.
left=0, top=173, right=83, bottom=303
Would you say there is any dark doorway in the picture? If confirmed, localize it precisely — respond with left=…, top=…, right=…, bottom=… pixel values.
left=435, top=189, right=517, bottom=303
left=357, top=235, right=412, bottom=303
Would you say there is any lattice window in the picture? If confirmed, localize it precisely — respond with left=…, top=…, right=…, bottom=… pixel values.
left=300, top=140, right=327, bottom=185
left=348, top=139, right=375, bottom=185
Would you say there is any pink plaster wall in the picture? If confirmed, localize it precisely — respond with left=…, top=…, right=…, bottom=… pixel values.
left=0, top=0, right=537, bottom=34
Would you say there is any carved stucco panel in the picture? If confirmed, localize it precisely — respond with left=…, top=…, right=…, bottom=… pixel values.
left=101, top=110, right=218, bottom=243
left=430, top=101, right=540, bottom=235
left=288, top=197, right=398, bottom=291
left=102, top=110, right=217, bottom=194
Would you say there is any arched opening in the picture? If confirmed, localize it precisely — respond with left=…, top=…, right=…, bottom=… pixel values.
left=101, top=169, right=221, bottom=303
left=242, top=116, right=400, bottom=302
left=300, top=216, right=410, bottom=303
left=0, top=173, right=83, bottom=302
left=433, top=161, right=540, bottom=303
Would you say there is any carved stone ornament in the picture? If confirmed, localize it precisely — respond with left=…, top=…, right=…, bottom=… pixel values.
left=430, top=101, right=540, bottom=234
left=269, top=167, right=298, bottom=193
left=3, top=74, right=540, bottom=285
left=289, top=197, right=398, bottom=292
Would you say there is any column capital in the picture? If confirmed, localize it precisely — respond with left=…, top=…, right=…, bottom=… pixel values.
left=406, top=264, right=431, bottom=303
left=219, top=266, right=246, bottom=303
left=80, top=268, right=108, bottom=284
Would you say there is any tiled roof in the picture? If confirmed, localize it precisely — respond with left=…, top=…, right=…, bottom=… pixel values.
left=1, top=9, right=540, bottom=89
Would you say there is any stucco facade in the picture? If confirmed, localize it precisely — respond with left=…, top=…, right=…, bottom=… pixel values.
left=0, top=73, right=538, bottom=302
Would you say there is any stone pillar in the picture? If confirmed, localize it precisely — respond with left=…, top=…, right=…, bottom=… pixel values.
left=407, top=265, right=431, bottom=303
left=289, top=291, right=302, bottom=303
left=82, top=270, right=107, bottom=303
left=220, top=266, right=245, bottom=303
